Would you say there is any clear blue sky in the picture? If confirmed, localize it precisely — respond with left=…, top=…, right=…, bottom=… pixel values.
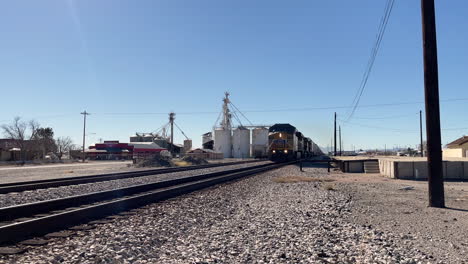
left=1, top=0, right=467, bottom=150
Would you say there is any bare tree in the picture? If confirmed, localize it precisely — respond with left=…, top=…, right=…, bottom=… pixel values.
left=55, top=136, right=73, bottom=160
left=1, top=117, right=40, bottom=161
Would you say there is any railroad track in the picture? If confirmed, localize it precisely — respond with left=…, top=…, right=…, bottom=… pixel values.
left=0, top=160, right=295, bottom=246
left=0, top=160, right=262, bottom=194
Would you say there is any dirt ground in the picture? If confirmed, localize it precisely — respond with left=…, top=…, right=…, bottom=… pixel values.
left=321, top=165, right=468, bottom=263
left=0, top=159, right=258, bottom=184
left=0, top=161, right=136, bottom=184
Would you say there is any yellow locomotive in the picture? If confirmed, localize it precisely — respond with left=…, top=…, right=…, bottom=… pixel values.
left=268, top=124, right=322, bottom=161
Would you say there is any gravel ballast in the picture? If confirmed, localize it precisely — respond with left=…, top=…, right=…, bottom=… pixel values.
left=0, top=161, right=270, bottom=208
left=1, top=165, right=434, bottom=263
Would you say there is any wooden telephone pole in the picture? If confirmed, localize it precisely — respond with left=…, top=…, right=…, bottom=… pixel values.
left=334, top=112, right=337, bottom=156
left=169, top=112, right=175, bottom=156
left=421, top=0, right=445, bottom=207
left=420, top=110, right=424, bottom=157
left=80, top=111, right=90, bottom=163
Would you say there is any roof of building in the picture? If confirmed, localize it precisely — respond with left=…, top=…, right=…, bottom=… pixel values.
left=446, top=136, right=468, bottom=148
left=85, top=149, right=107, bottom=153
left=129, top=142, right=165, bottom=149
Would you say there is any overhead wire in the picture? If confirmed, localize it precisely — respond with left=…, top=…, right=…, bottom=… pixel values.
left=345, top=0, right=396, bottom=122
left=174, top=122, right=190, bottom=140
left=229, top=102, right=254, bottom=126
left=352, top=112, right=419, bottom=120
left=230, top=110, right=244, bottom=127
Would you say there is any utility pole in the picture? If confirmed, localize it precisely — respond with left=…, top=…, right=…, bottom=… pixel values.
left=421, top=0, right=445, bottom=207
left=334, top=112, right=337, bottom=156
left=420, top=110, right=424, bottom=157
left=339, top=125, right=342, bottom=156
left=80, top=111, right=90, bottom=163
left=169, top=112, right=175, bottom=156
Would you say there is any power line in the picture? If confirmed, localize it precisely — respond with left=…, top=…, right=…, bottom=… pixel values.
left=353, top=112, right=419, bottom=120
left=346, top=0, right=396, bottom=122
left=338, top=118, right=419, bottom=133
left=1, top=97, right=468, bottom=123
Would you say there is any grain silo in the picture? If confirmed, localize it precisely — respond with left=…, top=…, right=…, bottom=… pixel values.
left=251, top=127, right=269, bottom=158
left=183, top=139, right=192, bottom=153
left=232, top=127, right=250, bottom=158
left=214, top=128, right=232, bottom=158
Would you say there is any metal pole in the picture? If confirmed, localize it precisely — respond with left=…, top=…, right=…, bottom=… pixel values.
left=334, top=112, right=337, bottom=156
left=80, top=111, right=89, bottom=163
left=169, top=112, right=175, bottom=155
left=421, top=0, right=445, bottom=208
left=420, top=110, right=424, bottom=157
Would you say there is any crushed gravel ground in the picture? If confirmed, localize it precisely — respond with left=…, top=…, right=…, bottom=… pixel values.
left=0, top=159, right=256, bottom=184
left=0, top=161, right=270, bottom=208
left=330, top=169, right=468, bottom=264
left=1, top=164, right=438, bottom=263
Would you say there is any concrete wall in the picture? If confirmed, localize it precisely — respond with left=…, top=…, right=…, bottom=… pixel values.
left=380, top=159, right=468, bottom=180
left=345, top=161, right=364, bottom=173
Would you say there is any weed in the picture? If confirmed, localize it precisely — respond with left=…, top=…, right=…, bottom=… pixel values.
left=323, top=183, right=335, bottom=191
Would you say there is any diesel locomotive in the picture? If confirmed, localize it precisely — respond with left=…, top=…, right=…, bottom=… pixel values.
left=268, top=123, right=322, bottom=161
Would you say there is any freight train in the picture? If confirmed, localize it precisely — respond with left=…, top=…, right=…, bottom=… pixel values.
left=268, top=123, right=322, bottom=161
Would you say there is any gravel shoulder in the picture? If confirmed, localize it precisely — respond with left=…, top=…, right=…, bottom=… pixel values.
left=0, top=161, right=271, bottom=208
left=329, top=169, right=468, bottom=263
left=1, top=164, right=435, bottom=264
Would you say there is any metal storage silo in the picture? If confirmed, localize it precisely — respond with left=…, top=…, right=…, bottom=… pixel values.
left=214, top=128, right=232, bottom=158
left=232, top=127, right=250, bottom=158
left=251, top=128, right=269, bottom=158
left=183, top=139, right=192, bottom=153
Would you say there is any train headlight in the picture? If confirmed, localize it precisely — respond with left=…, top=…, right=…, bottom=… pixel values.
left=284, top=150, right=288, bottom=154
left=272, top=150, right=276, bottom=153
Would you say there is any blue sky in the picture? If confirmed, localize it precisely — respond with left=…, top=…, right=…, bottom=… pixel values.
left=1, top=0, right=467, bottom=150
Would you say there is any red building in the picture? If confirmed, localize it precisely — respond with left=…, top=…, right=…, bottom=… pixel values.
left=87, top=141, right=166, bottom=160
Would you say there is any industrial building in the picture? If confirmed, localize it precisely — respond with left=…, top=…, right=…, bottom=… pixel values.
left=85, top=141, right=167, bottom=160
left=130, top=133, right=185, bottom=155
left=202, top=132, right=214, bottom=150
left=129, top=112, right=193, bottom=157
left=443, top=136, right=468, bottom=158
left=207, top=92, right=270, bottom=159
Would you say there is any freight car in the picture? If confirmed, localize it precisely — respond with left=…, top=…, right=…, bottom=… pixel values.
left=268, top=123, right=322, bottom=161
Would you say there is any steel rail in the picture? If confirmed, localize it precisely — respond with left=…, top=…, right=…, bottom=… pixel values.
left=0, top=161, right=295, bottom=245
left=0, top=160, right=261, bottom=194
